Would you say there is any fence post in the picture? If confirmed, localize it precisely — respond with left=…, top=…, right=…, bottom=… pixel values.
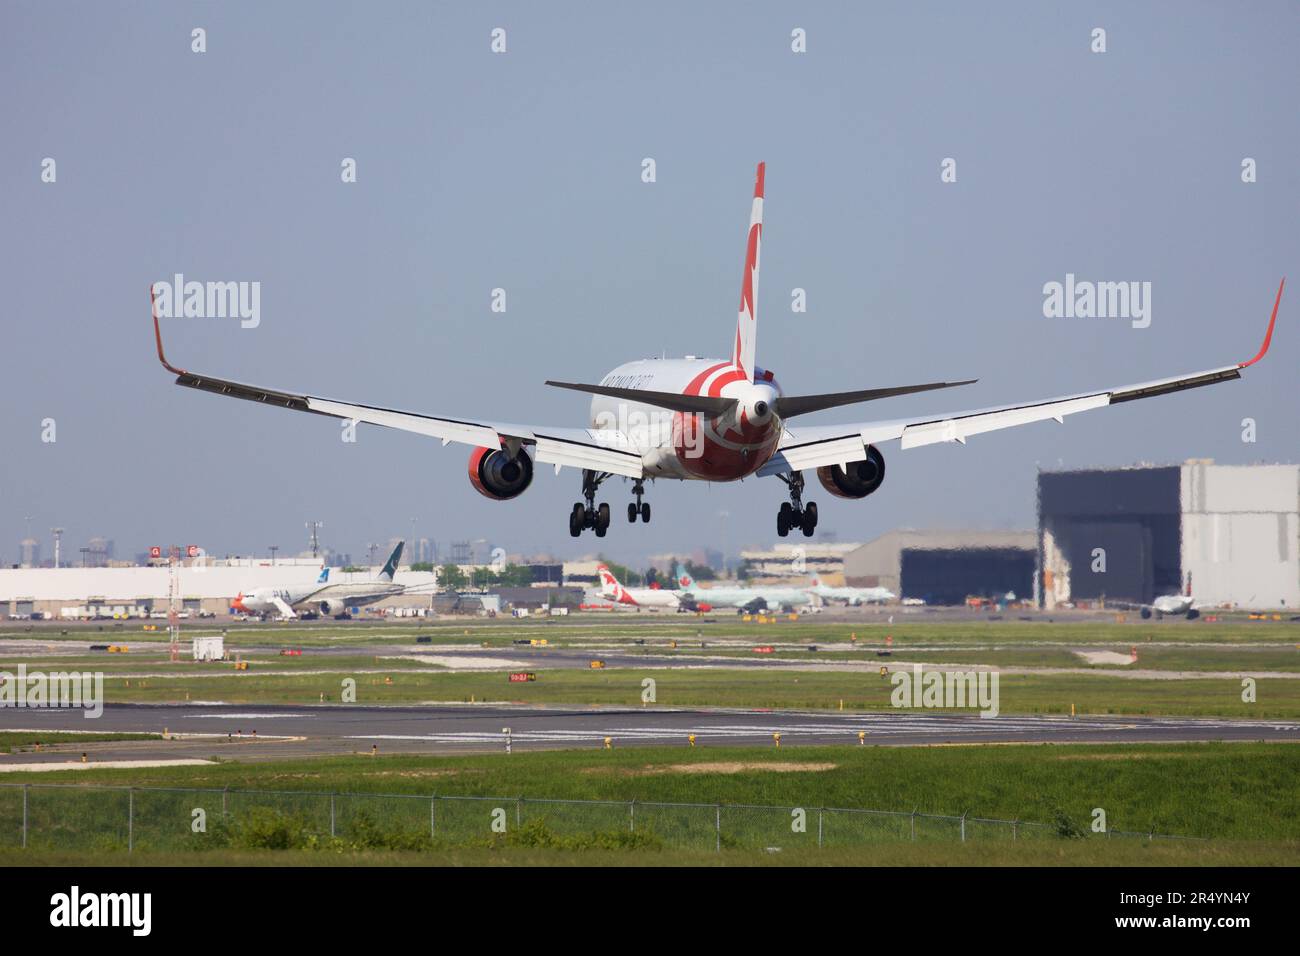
left=911, top=807, right=917, bottom=841
left=629, top=800, right=635, bottom=834
left=430, top=795, right=436, bottom=840
left=21, top=785, right=28, bottom=850
left=1012, top=819, right=1018, bottom=841
left=817, top=808, right=823, bottom=848
left=516, top=797, right=522, bottom=828
left=330, top=793, right=336, bottom=838
left=715, top=805, right=721, bottom=853
left=128, top=788, right=134, bottom=853
left=960, top=811, right=967, bottom=843
left=222, top=786, right=228, bottom=820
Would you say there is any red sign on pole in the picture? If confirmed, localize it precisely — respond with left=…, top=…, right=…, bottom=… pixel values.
left=509, top=672, right=537, bottom=683
left=149, top=547, right=162, bottom=559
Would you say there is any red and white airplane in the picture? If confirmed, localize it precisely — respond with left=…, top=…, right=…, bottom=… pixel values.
left=151, top=164, right=1284, bottom=539
left=596, top=563, right=681, bottom=610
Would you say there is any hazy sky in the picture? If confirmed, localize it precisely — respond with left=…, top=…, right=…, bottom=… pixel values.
left=2, top=1, right=1296, bottom=568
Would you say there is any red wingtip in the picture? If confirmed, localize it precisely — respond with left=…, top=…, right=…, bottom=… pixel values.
left=1240, top=277, right=1285, bottom=368
left=754, top=162, right=765, bottom=199
left=151, top=282, right=186, bottom=375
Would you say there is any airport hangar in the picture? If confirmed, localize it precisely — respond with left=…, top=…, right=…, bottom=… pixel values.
left=1038, top=460, right=1300, bottom=610
left=838, top=460, right=1299, bottom=609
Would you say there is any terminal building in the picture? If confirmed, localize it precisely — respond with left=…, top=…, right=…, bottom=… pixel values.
left=0, top=563, right=437, bottom=618
left=1038, top=460, right=1300, bottom=610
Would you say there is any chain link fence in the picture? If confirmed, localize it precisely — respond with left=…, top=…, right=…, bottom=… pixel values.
left=0, top=783, right=1201, bottom=853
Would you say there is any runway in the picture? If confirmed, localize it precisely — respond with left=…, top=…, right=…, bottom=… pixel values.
left=1, top=702, right=1298, bottom=765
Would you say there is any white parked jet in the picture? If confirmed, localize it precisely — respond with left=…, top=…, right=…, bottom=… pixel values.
left=596, top=563, right=681, bottom=610
left=804, top=577, right=896, bottom=606
left=235, top=542, right=406, bottom=619
left=1113, top=575, right=1200, bottom=620
left=674, top=564, right=812, bottom=612
left=151, top=164, right=1284, bottom=539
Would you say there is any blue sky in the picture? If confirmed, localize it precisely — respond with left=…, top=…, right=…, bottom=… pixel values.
left=2, top=1, right=1296, bottom=567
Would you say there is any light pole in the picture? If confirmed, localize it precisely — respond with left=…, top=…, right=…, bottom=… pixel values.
left=269, top=545, right=279, bottom=566
left=51, top=528, right=63, bottom=569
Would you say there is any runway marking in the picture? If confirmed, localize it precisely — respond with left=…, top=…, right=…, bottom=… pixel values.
left=185, top=712, right=310, bottom=719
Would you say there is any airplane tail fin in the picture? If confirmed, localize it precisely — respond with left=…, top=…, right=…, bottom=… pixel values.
left=733, top=162, right=764, bottom=379
left=675, top=563, right=697, bottom=591
left=596, top=563, right=623, bottom=599
left=379, top=541, right=404, bottom=583
left=317, top=567, right=330, bottom=584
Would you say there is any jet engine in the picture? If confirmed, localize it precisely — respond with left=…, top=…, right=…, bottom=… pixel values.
left=468, top=446, right=534, bottom=500
left=816, top=445, right=885, bottom=499
left=318, top=599, right=347, bottom=616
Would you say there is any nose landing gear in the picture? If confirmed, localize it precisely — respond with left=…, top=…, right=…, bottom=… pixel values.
left=570, top=469, right=613, bottom=537
left=627, top=480, right=651, bottom=523
left=776, top=471, right=818, bottom=538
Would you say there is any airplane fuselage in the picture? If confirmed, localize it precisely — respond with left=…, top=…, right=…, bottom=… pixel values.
left=590, top=359, right=784, bottom=480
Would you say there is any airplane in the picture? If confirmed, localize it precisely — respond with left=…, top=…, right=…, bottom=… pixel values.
left=150, top=163, right=1285, bottom=540
left=233, top=566, right=330, bottom=619
left=1111, top=574, right=1200, bottom=620
left=675, top=563, right=812, bottom=612
left=596, top=563, right=681, bottom=610
left=234, top=542, right=406, bottom=619
left=804, top=576, right=896, bottom=606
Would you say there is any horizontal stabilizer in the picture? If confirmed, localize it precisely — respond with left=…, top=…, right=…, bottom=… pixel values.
left=777, top=379, right=977, bottom=419
left=545, top=380, right=738, bottom=417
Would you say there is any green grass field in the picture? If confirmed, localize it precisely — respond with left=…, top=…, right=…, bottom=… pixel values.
left=7, top=742, right=1299, bottom=839
left=2, top=743, right=1298, bottom=864
left=5, top=841, right=1296, bottom=867
left=55, top=667, right=1300, bottom=717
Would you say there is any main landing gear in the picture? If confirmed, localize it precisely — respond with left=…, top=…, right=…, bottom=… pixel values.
left=570, top=469, right=612, bottom=537
left=776, top=471, right=818, bottom=538
left=570, top=473, right=652, bottom=536
left=627, top=480, right=651, bottom=524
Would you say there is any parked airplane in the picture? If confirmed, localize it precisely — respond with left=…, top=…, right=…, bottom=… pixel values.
left=234, top=542, right=406, bottom=619
left=675, top=564, right=812, bottom=612
left=804, top=577, right=896, bottom=605
left=596, top=563, right=681, bottom=610
left=151, top=164, right=1284, bottom=539
left=1113, top=574, right=1200, bottom=620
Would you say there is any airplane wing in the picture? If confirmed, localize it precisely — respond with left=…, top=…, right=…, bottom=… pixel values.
left=758, top=279, right=1284, bottom=476
left=150, top=291, right=644, bottom=479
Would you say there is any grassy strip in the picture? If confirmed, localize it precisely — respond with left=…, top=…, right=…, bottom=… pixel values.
left=5, top=742, right=1297, bottom=841
left=0, top=732, right=159, bottom=752
left=3, top=840, right=1296, bottom=866
left=78, top=667, right=1300, bottom=717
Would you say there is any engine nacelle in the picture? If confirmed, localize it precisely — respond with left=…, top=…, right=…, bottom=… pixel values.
left=468, top=446, right=534, bottom=500
left=817, top=445, right=885, bottom=499
left=318, top=598, right=346, bottom=616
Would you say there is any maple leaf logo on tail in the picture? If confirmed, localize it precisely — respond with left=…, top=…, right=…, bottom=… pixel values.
left=733, top=162, right=764, bottom=378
